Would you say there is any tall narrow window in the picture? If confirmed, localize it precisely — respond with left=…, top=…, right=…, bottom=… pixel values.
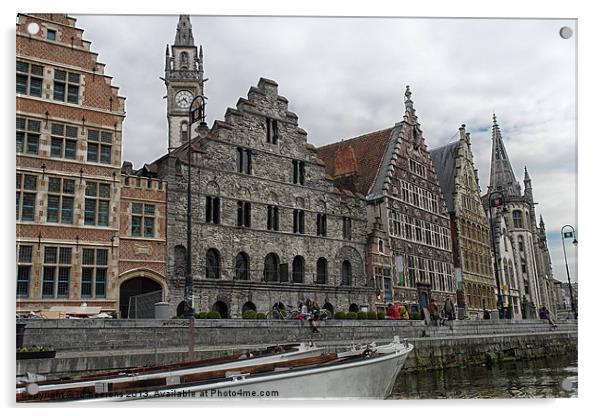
left=47, top=177, right=75, bottom=224
left=292, top=256, right=305, bottom=283
left=236, top=147, right=252, bottom=174
left=50, top=123, right=78, bottom=160
left=206, top=249, right=220, bottom=279
left=266, top=118, right=278, bottom=144
left=342, top=217, right=352, bottom=240
left=16, top=117, right=41, bottom=155
left=293, top=209, right=305, bottom=234
left=518, top=235, right=525, bottom=252
left=513, top=210, right=524, bottom=229
left=292, top=160, right=306, bottom=185
left=316, top=257, right=328, bottom=284
left=341, top=260, right=352, bottom=286
left=16, top=174, right=37, bottom=222
left=53, top=69, right=80, bottom=104
left=16, top=61, right=43, bottom=97
left=205, top=196, right=220, bottom=224
left=264, top=253, right=279, bottom=282
left=267, top=205, right=279, bottom=231
left=87, top=129, right=113, bottom=164
left=17, top=245, right=33, bottom=298
left=84, top=181, right=110, bottom=226
left=81, top=248, right=108, bottom=298
left=42, top=246, right=71, bottom=298
left=316, top=213, right=327, bottom=237
left=237, top=201, right=251, bottom=228
left=234, top=252, right=250, bottom=280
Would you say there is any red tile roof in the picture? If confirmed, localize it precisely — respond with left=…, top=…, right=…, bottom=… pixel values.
left=316, top=127, right=394, bottom=196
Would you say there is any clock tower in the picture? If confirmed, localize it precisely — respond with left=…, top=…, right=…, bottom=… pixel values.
left=165, top=15, right=204, bottom=151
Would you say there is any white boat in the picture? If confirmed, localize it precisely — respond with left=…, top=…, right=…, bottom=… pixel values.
left=18, top=337, right=413, bottom=401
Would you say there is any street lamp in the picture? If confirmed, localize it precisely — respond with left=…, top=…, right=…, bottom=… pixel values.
left=488, top=189, right=507, bottom=319
left=561, top=224, right=578, bottom=320
left=182, top=94, right=207, bottom=319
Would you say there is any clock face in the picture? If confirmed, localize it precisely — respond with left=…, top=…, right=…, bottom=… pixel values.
left=175, top=90, right=194, bottom=109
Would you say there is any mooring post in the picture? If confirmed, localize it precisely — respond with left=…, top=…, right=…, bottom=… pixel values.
left=188, top=318, right=195, bottom=361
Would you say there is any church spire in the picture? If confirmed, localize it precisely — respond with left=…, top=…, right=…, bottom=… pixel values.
left=488, top=114, right=521, bottom=196
left=174, top=15, right=195, bottom=46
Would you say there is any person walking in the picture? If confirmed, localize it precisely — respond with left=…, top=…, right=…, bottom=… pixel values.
left=308, top=299, right=320, bottom=333
left=444, top=296, right=455, bottom=321
left=540, top=306, right=557, bottom=329
left=427, top=299, right=440, bottom=326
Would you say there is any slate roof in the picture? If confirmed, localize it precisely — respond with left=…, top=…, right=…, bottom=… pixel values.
left=316, top=127, right=396, bottom=198
left=430, top=140, right=461, bottom=213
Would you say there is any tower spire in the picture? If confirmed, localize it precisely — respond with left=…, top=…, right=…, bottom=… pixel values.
left=174, top=15, right=195, bottom=46
left=488, top=114, right=521, bottom=196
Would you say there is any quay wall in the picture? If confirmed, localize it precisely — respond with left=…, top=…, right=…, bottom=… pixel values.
left=16, top=319, right=577, bottom=377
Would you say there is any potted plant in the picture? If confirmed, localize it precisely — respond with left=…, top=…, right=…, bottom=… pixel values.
left=17, top=345, right=56, bottom=360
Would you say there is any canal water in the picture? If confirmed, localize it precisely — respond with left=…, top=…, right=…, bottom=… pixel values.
left=391, top=354, right=578, bottom=399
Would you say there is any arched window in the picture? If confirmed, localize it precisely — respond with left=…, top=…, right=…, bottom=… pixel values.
left=180, top=51, right=189, bottom=69
left=349, top=303, right=359, bottom=313
left=174, top=245, right=187, bottom=278
left=242, top=301, right=256, bottom=313
left=180, top=121, right=188, bottom=141
left=264, top=253, right=279, bottom=282
left=316, top=257, right=328, bottom=284
left=513, top=210, right=524, bottom=228
left=341, top=260, right=352, bottom=286
left=206, top=248, right=220, bottom=279
left=292, top=256, right=305, bottom=283
left=234, top=252, right=249, bottom=280
left=211, top=301, right=228, bottom=318
left=322, top=302, right=334, bottom=314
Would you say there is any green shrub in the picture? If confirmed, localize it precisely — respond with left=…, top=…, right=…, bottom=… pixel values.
left=242, top=310, right=257, bottom=319
left=357, top=311, right=367, bottom=320
left=323, top=310, right=332, bottom=319
left=255, top=312, right=267, bottom=319
left=409, top=312, right=422, bottom=320
left=367, top=311, right=378, bottom=320
left=346, top=312, right=358, bottom=320
left=377, top=312, right=386, bottom=320
left=195, top=311, right=209, bottom=319
left=334, top=311, right=346, bottom=320
left=207, top=311, right=221, bottom=319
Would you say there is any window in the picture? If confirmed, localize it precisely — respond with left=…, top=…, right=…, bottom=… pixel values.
left=87, top=129, right=113, bottom=164
left=81, top=248, right=108, bottom=298
left=237, top=201, right=251, bottom=228
left=16, top=117, right=41, bottom=155
left=267, top=205, right=279, bottom=231
left=42, top=246, right=71, bottom=298
left=390, top=211, right=401, bottom=237
left=132, top=203, right=155, bottom=237
left=17, top=245, right=33, bottom=298
left=409, top=159, right=426, bottom=177
left=84, top=181, right=110, bottom=226
left=316, top=258, right=328, bottom=284
left=53, top=69, right=80, bottom=104
left=513, top=210, right=524, bottom=228
left=264, top=253, right=279, bottom=282
left=180, top=121, right=188, bottom=141
left=206, top=249, right=220, bottom=279
left=342, top=217, right=352, bottom=240
left=16, top=61, right=43, bottom=97
left=234, top=252, right=250, bottom=280
left=236, top=147, right=252, bottom=174
left=518, top=235, right=524, bottom=252
left=292, top=256, right=305, bottom=283
left=50, top=123, right=78, bottom=160
left=180, top=51, right=189, bottom=69
left=293, top=209, right=305, bottom=234
left=47, top=177, right=75, bottom=224
left=341, top=260, right=352, bottom=286
left=292, top=160, right=305, bottom=185
left=406, top=255, right=417, bottom=288
left=205, top=196, right=220, bottom=224
left=266, top=118, right=278, bottom=144
left=378, top=239, right=385, bottom=253
left=316, top=213, right=327, bottom=237
left=47, top=28, right=57, bottom=40
left=16, top=173, right=37, bottom=222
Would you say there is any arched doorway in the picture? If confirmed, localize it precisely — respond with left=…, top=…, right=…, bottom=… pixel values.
left=242, top=301, right=256, bottom=313
left=212, top=301, right=229, bottom=318
left=323, top=302, right=334, bottom=314
left=119, top=277, right=163, bottom=318
left=349, top=303, right=359, bottom=313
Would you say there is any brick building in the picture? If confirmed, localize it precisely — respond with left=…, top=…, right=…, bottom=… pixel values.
left=16, top=14, right=166, bottom=316
left=430, top=125, right=497, bottom=319
left=317, top=86, right=456, bottom=314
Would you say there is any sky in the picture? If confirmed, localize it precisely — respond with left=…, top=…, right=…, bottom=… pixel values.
left=73, top=14, right=577, bottom=284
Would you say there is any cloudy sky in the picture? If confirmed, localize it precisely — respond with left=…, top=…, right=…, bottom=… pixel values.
left=73, top=14, right=577, bottom=283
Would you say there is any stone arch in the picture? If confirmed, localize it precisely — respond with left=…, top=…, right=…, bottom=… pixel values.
left=263, top=252, right=280, bottom=282
left=211, top=300, right=229, bottom=318
left=336, top=246, right=364, bottom=286
left=176, top=301, right=187, bottom=317
left=323, top=302, right=334, bottom=314
left=206, top=180, right=220, bottom=196
left=349, top=303, right=359, bottom=313
left=206, top=248, right=221, bottom=279
left=118, top=269, right=166, bottom=319
left=242, top=301, right=256, bottom=313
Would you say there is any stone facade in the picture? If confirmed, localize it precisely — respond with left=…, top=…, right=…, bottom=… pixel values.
left=16, top=14, right=167, bottom=315
left=482, top=115, right=554, bottom=319
left=430, top=125, right=497, bottom=319
left=318, top=87, right=456, bottom=314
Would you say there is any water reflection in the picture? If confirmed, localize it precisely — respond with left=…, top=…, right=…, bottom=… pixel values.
left=391, top=355, right=577, bottom=399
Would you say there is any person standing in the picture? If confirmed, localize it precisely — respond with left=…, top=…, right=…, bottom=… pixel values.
left=427, top=299, right=440, bottom=326
left=444, top=296, right=455, bottom=321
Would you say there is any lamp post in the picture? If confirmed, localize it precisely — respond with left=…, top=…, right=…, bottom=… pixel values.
left=488, top=189, right=506, bottom=319
left=560, top=225, right=578, bottom=320
left=182, top=94, right=207, bottom=319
